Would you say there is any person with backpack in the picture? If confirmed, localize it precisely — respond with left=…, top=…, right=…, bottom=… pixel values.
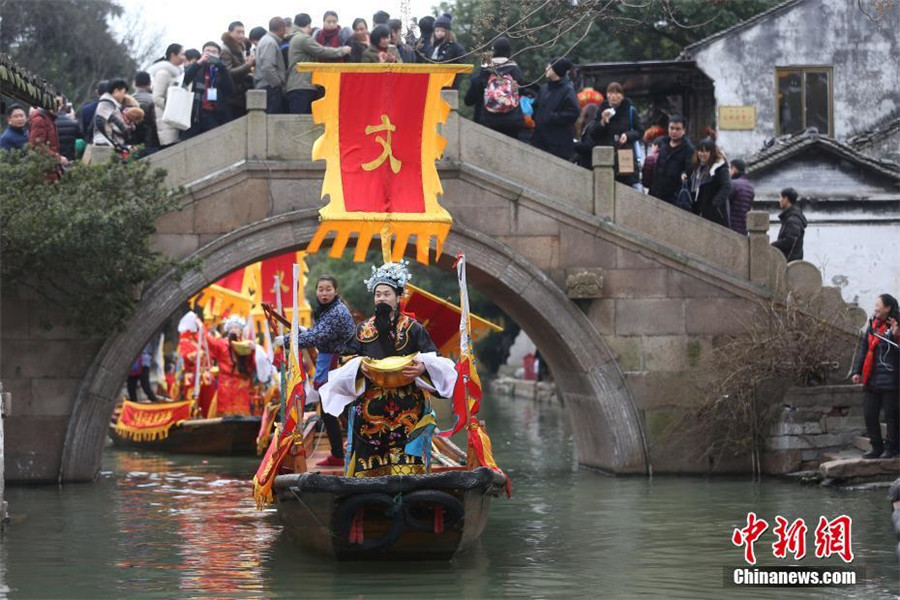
left=463, top=37, right=525, bottom=139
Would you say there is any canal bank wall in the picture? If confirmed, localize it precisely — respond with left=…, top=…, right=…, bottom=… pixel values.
left=489, top=377, right=560, bottom=404
left=491, top=379, right=890, bottom=480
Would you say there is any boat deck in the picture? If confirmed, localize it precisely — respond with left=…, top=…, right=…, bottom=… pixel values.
left=297, top=412, right=468, bottom=477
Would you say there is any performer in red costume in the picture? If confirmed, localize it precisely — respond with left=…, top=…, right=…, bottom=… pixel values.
left=176, top=311, right=216, bottom=416
left=206, top=315, right=257, bottom=417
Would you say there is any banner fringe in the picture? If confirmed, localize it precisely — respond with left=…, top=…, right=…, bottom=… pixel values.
left=307, top=220, right=451, bottom=264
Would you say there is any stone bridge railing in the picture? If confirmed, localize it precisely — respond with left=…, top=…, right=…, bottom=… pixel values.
left=148, top=89, right=866, bottom=332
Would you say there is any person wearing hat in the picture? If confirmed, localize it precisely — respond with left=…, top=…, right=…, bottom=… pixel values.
left=319, top=261, right=456, bottom=478
left=205, top=315, right=257, bottom=416
left=428, top=13, right=465, bottom=65
left=531, top=56, right=580, bottom=160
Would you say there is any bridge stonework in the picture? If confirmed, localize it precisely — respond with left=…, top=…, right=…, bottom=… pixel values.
left=1, top=91, right=866, bottom=483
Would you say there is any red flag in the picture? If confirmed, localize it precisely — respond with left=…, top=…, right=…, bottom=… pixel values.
left=214, top=269, right=245, bottom=293
left=259, top=252, right=296, bottom=308
left=338, top=72, right=430, bottom=213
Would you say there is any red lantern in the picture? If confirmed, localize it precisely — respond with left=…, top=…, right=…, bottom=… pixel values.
left=577, top=87, right=604, bottom=108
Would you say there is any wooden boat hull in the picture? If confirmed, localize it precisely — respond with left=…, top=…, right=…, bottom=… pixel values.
left=108, top=416, right=261, bottom=455
left=273, top=467, right=506, bottom=560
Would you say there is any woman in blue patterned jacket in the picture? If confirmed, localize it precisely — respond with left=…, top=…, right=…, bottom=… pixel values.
left=285, top=275, right=355, bottom=466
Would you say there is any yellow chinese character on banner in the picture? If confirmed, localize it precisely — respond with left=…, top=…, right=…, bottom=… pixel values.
left=362, top=114, right=402, bottom=174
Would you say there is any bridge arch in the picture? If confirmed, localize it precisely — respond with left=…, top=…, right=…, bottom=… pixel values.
left=59, top=209, right=649, bottom=482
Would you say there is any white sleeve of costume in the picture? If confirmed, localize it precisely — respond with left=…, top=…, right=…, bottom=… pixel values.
left=416, top=352, right=457, bottom=398
left=254, top=344, right=274, bottom=384
left=320, top=357, right=365, bottom=416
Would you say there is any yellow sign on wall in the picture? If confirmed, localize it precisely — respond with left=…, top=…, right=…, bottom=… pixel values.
left=718, top=106, right=757, bottom=130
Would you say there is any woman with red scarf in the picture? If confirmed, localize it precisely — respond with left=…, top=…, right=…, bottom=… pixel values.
left=315, top=11, right=346, bottom=63
left=851, top=293, right=900, bottom=459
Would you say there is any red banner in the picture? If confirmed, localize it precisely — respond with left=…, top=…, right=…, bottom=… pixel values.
left=338, top=73, right=429, bottom=213
left=259, top=252, right=296, bottom=308
left=114, top=400, right=192, bottom=441
left=299, top=63, right=471, bottom=264
left=214, top=270, right=245, bottom=293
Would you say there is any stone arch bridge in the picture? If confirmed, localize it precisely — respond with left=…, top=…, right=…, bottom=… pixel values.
left=0, top=92, right=866, bottom=483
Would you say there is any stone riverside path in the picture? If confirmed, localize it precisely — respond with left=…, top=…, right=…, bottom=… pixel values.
left=0, top=90, right=867, bottom=483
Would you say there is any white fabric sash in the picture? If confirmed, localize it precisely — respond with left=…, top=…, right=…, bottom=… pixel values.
left=320, top=352, right=456, bottom=416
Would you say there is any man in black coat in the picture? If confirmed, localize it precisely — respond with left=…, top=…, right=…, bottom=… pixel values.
left=182, top=41, right=235, bottom=140
left=650, top=115, right=694, bottom=204
left=131, top=71, right=160, bottom=154
left=771, top=187, right=807, bottom=261
left=531, top=57, right=580, bottom=161
left=728, top=159, right=755, bottom=234
left=54, top=97, right=82, bottom=162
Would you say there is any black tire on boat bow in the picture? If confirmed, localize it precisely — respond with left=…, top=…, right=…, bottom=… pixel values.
left=401, top=490, right=465, bottom=532
left=334, top=492, right=405, bottom=551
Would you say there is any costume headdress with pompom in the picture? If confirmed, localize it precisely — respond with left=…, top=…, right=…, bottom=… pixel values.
left=364, top=260, right=412, bottom=293
left=223, top=314, right=247, bottom=334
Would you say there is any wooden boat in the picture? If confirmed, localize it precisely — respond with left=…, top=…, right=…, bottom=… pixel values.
left=271, top=421, right=507, bottom=560
left=109, top=404, right=261, bottom=456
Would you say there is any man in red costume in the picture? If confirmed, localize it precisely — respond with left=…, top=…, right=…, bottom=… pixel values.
left=206, top=315, right=257, bottom=416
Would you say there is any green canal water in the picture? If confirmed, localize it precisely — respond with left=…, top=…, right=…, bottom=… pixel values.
left=1, top=393, right=898, bottom=599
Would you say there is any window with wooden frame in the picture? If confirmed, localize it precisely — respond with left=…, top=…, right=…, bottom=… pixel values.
left=775, top=66, right=833, bottom=137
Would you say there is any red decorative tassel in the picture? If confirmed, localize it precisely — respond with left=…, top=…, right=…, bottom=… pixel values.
left=434, top=505, right=445, bottom=534
left=350, top=508, right=365, bottom=544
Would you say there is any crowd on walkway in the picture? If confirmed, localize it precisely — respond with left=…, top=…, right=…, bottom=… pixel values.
left=2, top=8, right=806, bottom=259
left=1, top=10, right=466, bottom=158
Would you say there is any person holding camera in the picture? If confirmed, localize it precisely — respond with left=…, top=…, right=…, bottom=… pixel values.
left=851, top=293, right=900, bottom=459
left=181, top=41, right=235, bottom=139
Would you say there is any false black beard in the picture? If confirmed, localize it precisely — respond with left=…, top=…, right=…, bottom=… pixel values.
left=374, top=302, right=393, bottom=334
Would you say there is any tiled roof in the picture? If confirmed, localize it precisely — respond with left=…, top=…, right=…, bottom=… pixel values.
left=847, top=116, right=900, bottom=150
left=679, top=0, right=806, bottom=58
left=0, top=53, right=58, bottom=110
left=745, top=130, right=900, bottom=181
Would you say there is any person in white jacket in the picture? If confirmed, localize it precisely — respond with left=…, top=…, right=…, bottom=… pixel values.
left=150, top=43, right=186, bottom=147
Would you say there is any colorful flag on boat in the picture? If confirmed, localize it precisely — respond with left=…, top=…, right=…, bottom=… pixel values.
left=401, top=283, right=502, bottom=359
left=440, top=253, right=511, bottom=496
left=253, top=264, right=310, bottom=509
left=252, top=346, right=306, bottom=509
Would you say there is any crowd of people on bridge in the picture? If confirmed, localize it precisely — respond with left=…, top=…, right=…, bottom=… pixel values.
left=1, top=8, right=809, bottom=258
left=1, top=10, right=468, bottom=159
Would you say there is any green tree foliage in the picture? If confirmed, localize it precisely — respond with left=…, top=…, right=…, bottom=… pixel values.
left=434, top=0, right=782, bottom=86
left=0, top=150, right=183, bottom=334
left=0, top=0, right=138, bottom=105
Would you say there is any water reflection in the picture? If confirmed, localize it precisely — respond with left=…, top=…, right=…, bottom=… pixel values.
left=1, top=394, right=898, bottom=599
